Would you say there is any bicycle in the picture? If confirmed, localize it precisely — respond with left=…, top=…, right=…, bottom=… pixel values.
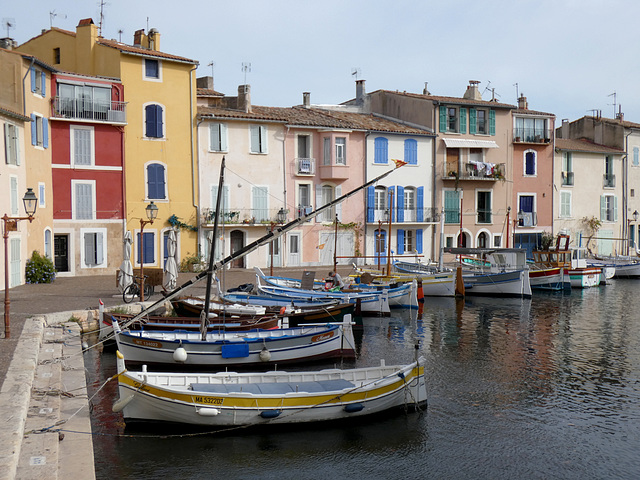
left=123, top=275, right=154, bottom=303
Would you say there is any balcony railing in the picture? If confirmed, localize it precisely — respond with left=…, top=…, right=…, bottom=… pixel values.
left=603, top=174, right=616, bottom=188
left=477, top=209, right=492, bottom=224
left=561, top=171, right=574, bottom=186
left=367, top=207, right=439, bottom=223
left=513, top=127, right=552, bottom=143
left=52, top=96, right=127, bottom=123
left=517, top=211, right=537, bottom=227
left=201, top=207, right=287, bottom=225
left=294, top=157, right=315, bottom=175
left=444, top=162, right=505, bottom=181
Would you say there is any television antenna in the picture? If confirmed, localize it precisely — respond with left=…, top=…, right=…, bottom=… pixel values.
left=608, top=91, right=617, bottom=118
left=98, top=0, right=109, bottom=36
left=241, top=62, right=251, bottom=84
left=208, top=61, right=215, bottom=79
left=513, top=82, right=519, bottom=101
left=117, top=29, right=123, bottom=42
left=481, top=80, right=493, bottom=97
left=49, top=11, right=66, bottom=28
left=2, top=18, right=15, bottom=38
left=351, top=67, right=361, bottom=81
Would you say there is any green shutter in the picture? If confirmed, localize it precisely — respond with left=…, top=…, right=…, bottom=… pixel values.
left=489, top=109, right=496, bottom=135
left=459, top=108, right=467, bottom=134
left=469, top=108, right=476, bottom=134
left=439, top=106, right=447, bottom=133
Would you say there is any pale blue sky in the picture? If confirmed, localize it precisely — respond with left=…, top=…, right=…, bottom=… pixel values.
left=5, top=0, right=640, bottom=123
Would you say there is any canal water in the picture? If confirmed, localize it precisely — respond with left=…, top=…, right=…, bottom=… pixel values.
left=85, top=280, right=640, bottom=479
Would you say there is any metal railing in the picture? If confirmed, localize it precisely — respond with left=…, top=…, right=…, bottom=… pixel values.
left=367, top=207, right=439, bottom=223
left=603, top=174, right=616, bottom=188
left=294, top=157, right=315, bottom=175
left=561, top=171, right=574, bottom=186
left=201, top=207, right=284, bottom=225
left=52, top=97, right=127, bottom=123
left=513, top=127, right=552, bottom=143
left=445, top=162, right=506, bottom=180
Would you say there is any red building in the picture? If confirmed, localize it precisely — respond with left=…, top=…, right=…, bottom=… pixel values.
left=49, top=72, right=126, bottom=276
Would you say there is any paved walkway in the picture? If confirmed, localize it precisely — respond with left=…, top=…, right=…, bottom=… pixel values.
left=0, top=265, right=353, bottom=479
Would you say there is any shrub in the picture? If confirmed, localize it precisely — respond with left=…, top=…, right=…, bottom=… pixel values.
left=25, top=251, right=56, bottom=284
left=179, top=252, right=205, bottom=272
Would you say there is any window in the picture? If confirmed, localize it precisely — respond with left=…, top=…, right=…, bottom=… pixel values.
left=401, top=229, right=414, bottom=253
left=524, top=150, right=536, bottom=176
left=71, top=126, right=94, bottom=166
left=147, top=163, right=167, bottom=200
left=600, top=195, right=617, bottom=222
left=297, top=184, right=312, bottom=218
left=38, top=183, right=46, bottom=209
left=404, top=187, right=416, bottom=221
left=476, top=109, right=487, bottom=134
left=82, top=229, right=106, bottom=267
left=493, top=234, right=502, bottom=247
left=31, top=67, right=46, bottom=96
left=560, top=191, right=572, bottom=218
left=145, top=104, right=164, bottom=138
left=252, top=186, right=269, bottom=222
left=73, top=181, right=95, bottom=220
left=30, top=114, right=48, bottom=148
left=444, top=190, right=460, bottom=224
left=518, top=195, right=535, bottom=226
left=448, top=108, right=457, bottom=132
left=136, top=231, right=155, bottom=265
left=57, top=83, right=110, bottom=120
left=4, top=123, right=19, bottom=165
left=250, top=125, right=267, bottom=153
left=317, top=185, right=335, bottom=222
left=53, top=47, right=60, bottom=64
left=209, top=123, right=228, bottom=152
left=374, top=186, right=386, bottom=222
left=335, top=137, right=346, bottom=165
left=561, top=152, right=574, bottom=186
left=144, top=59, right=160, bottom=80
left=439, top=106, right=467, bottom=134
left=477, top=191, right=492, bottom=224
left=44, top=229, right=52, bottom=259
left=634, top=147, right=639, bottom=167
left=375, top=229, right=387, bottom=256
left=374, top=137, right=388, bottom=164
left=604, top=156, right=615, bottom=188
left=323, top=137, right=331, bottom=165
left=404, top=139, right=417, bottom=165
left=10, top=176, right=18, bottom=215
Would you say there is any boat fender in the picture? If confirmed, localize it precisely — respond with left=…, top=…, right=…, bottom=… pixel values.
left=344, top=403, right=364, bottom=413
left=173, top=347, right=188, bottom=363
left=397, top=372, right=406, bottom=380
left=260, top=409, right=282, bottom=419
left=112, top=394, right=135, bottom=413
left=280, top=306, right=286, bottom=315
left=259, top=346, right=272, bottom=362
left=197, top=407, right=221, bottom=416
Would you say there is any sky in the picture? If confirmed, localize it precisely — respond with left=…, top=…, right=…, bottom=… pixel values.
left=4, top=0, right=640, bottom=123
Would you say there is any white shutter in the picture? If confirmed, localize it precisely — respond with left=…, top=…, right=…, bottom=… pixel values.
left=10, top=177, right=18, bottom=215
left=220, top=124, right=228, bottom=151
left=84, top=232, right=95, bottom=266
left=96, top=232, right=104, bottom=265
left=315, top=187, right=323, bottom=222
left=335, top=185, right=342, bottom=221
left=252, top=186, right=268, bottom=221
left=250, top=125, right=260, bottom=153
left=76, top=183, right=93, bottom=219
left=210, top=123, right=220, bottom=151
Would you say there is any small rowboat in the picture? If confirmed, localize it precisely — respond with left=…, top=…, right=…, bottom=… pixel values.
left=113, top=351, right=427, bottom=427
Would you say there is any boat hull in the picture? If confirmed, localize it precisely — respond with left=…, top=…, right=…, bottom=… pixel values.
left=115, top=354, right=427, bottom=427
left=529, top=267, right=571, bottom=291
left=565, top=267, right=601, bottom=288
left=463, top=269, right=532, bottom=297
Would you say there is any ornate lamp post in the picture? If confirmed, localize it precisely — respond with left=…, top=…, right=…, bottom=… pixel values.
left=268, top=208, right=287, bottom=276
left=138, top=201, right=158, bottom=302
left=3, top=188, right=38, bottom=338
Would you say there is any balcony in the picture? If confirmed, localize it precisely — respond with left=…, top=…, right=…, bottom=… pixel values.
left=477, top=209, right=492, bottom=224
left=52, top=96, right=127, bottom=123
left=561, top=171, right=574, bottom=186
left=293, top=157, right=315, bottom=176
left=517, top=211, right=537, bottom=227
left=444, top=162, right=505, bottom=181
left=318, top=164, right=350, bottom=181
left=513, top=127, right=552, bottom=143
left=201, top=207, right=287, bottom=226
left=603, top=174, right=616, bottom=188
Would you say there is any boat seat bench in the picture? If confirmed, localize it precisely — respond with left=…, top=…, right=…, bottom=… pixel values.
left=189, top=379, right=355, bottom=395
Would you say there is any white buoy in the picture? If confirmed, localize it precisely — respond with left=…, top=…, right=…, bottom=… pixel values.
left=112, top=395, right=135, bottom=413
left=173, top=347, right=188, bottom=363
left=197, top=407, right=221, bottom=416
left=259, top=346, right=271, bottom=362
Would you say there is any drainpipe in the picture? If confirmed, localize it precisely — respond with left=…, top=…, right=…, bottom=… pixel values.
left=189, top=66, right=199, bottom=255
left=22, top=57, right=36, bottom=116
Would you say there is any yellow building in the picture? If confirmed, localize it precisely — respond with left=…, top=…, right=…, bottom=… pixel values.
left=17, top=19, right=199, bottom=274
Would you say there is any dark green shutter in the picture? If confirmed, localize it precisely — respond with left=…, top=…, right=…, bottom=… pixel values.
left=439, top=106, right=447, bottom=133
left=489, top=109, right=496, bottom=135
left=469, top=108, right=477, bottom=134
left=459, top=108, right=467, bottom=134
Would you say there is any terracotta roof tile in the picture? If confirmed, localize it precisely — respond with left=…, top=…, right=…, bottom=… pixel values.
left=366, top=89, right=516, bottom=109
left=0, top=107, right=31, bottom=122
left=97, top=38, right=197, bottom=64
left=197, top=88, right=225, bottom=97
left=513, top=108, right=556, bottom=117
left=555, top=138, right=624, bottom=154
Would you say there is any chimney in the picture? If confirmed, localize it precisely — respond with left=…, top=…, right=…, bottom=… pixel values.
left=355, top=79, right=366, bottom=105
left=133, top=29, right=145, bottom=47
left=302, top=92, right=310, bottom=108
left=148, top=28, right=160, bottom=51
left=518, top=94, right=528, bottom=110
left=463, top=80, right=482, bottom=100
left=0, top=37, right=16, bottom=50
left=616, top=105, right=624, bottom=121
left=238, top=84, right=251, bottom=113
left=197, top=76, right=214, bottom=90
left=423, top=82, right=430, bottom=95
left=561, top=119, right=569, bottom=139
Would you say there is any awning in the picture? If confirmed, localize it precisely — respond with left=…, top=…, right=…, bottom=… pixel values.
left=442, top=138, right=499, bottom=149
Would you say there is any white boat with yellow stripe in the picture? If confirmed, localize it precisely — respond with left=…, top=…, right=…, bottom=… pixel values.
left=113, top=351, right=427, bottom=427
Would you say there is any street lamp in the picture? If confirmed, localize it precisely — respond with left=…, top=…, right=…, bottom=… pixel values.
left=268, top=208, right=287, bottom=276
left=3, top=188, right=38, bottom=339
left=138, top=201, right=158, bottom=302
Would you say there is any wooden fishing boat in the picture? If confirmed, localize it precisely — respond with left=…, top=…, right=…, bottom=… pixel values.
left=528, top=265, right=570, bottom=291
left=109, top=313, right=280, bottom=331
left=588, top=256, right=640, bottom=278
left=113, top=351, right=427, bottom=427
left=388, top=262, right=457, bottom=297
left=112, top=317, right=356, bottom=368
left=532, top=235, right=600, bottom=289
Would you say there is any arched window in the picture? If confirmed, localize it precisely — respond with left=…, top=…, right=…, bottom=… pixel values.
left=145, top=104, right=164, bottom=138
left=147, top=163, right=166, bottom=200
left=524, top=149, right=536, bottom=176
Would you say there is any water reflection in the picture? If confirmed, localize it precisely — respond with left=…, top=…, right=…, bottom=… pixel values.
left=86, top=280, right=640, bottom=479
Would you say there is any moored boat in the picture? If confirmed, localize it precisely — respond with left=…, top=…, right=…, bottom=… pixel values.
left=113, top=351, right=427, bottom=427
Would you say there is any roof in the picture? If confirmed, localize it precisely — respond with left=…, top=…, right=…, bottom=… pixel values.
left=513, top=107, right=556, bottom=117
left=365, top=89, right=516, bottom=110
left=97, top=38, right=197, bottom=64
left=0, top=106, right=31, bottom=122
left=555, top=138, right=624, bottom=155
left=0, top=47, right=57, bottom=72
left=197, top=105, right=434, bottom=135
left=591, top=115, right=640, bottom=130
left=197, top=88, right=225, bottom=97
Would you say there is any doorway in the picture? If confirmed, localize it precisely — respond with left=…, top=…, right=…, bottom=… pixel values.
left=230, top=230, right=245, bottom=268
left=54, top=234, right=69, bottom=272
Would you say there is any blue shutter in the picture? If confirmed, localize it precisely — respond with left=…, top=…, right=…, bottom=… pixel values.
left=41, top=72, right=46, bottom=96
left=459, top=108, right=467, bottom=134
left=30, top=67, right=36, bottom=93
left=374, top=137, right=388, bottom=164
left=397, top=229, right=405, bottom=255
left=489, top=110, right=496, bottom=135
left=439, top=106, right=447, bottom=133
left=404, top=139, right=417, bottom=165
left=367, top=186, right=375, bottom=222
left=387, top=186, right=395, bottom=221
left=148, top=164, right=166, bottom=199
left=396, top=186, right=404, bottom=223
left=416, top=186, right=424, bottom=222
left=525, top=152, right=535, bottom=175
left=469, top=108, right=477, bottom=134
left=30, top=114, right=37, bottom=146
left=416, top=229, right=423, bottom=254
left=139, top=232, right=154, bottom=264
left=42, top=118, right=48, bottom=148
left=155, top=105, right=163, bottom=138
left=145, top=105, right=156, bottom=137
